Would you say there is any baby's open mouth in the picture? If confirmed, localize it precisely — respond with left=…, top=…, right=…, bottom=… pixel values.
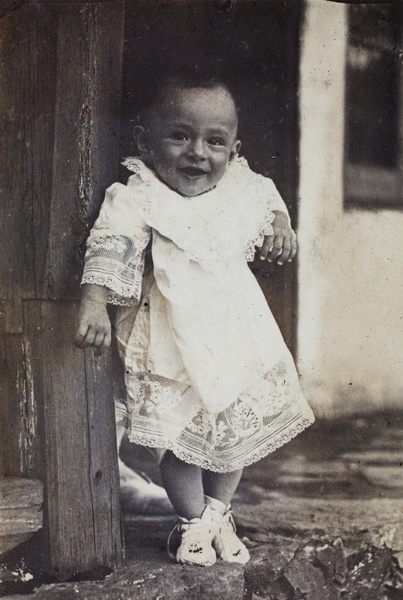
left=180, top=166, right=208, bottom=178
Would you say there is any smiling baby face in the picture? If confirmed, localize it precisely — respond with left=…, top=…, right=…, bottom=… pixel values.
left=135, top=83, right=241, bottom=197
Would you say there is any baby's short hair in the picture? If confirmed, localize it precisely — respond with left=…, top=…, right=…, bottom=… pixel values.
left=136, top=68, right=238, bottom=124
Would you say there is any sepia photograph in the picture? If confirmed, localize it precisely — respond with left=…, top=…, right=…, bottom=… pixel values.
left=0, top=0, right=402, bottom=598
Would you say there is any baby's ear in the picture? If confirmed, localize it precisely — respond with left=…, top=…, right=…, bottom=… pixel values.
left=229, top=140, right=241, bottom=162
left=134, top=125, right=152, bottom=159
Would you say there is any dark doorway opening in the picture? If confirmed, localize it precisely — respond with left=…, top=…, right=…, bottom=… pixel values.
left=120, top=0, right=302, bottom=351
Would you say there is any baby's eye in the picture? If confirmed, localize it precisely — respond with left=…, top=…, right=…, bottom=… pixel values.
left=170, top=131, right=188, bottom=141
left=208, top=137, right=225, bottom=147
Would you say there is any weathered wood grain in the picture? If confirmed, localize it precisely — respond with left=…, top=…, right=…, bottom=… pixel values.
left=3, top=298, right=23, bottom=335
left=24, top=300, right=122, bottom=579
left=0, top=8, right=35, bottom=299
left=84, top=347, right=123, bottom=566
left=1, top=0, right=124, bottom=578
left=0, top=4, right=58, bottom=300
left=0, top=1, right=56, bottom=478
left=0, top=476, right=43, bottom=510
left=0, top=476, right=43, bottom=556
left=0, top=302, right=40, bottom=477
left=42, top=1, right=125, bottom=300
left=0, top=304, right=22, bottom=475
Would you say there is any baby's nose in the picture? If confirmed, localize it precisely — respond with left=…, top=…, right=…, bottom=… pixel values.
left=188, top=138, right=207, bottom=159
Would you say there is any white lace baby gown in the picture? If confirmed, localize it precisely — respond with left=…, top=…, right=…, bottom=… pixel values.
left=82, top=157, right=315, bottom=472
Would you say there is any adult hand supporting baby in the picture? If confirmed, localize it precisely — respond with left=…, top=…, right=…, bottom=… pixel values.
left=74, top=284, right=112, bottom=356
left=260, top=210, right=297, bottom=266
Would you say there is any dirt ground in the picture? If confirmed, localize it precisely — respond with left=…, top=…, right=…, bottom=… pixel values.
left=1, top=411, right=402, bottom=599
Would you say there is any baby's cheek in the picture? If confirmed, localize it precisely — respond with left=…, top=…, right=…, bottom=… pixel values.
left=214, top=159, right=231, bottom=179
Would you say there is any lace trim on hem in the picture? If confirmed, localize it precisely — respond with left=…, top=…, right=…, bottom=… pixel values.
left=81, top=274, right=141, bottom=306
left=128, top=412, right=315, bottom=473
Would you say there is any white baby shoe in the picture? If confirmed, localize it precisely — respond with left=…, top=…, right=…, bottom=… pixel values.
left=205, top=495, right=250, bottom=564
left=169, top=506, right=216, bottom=567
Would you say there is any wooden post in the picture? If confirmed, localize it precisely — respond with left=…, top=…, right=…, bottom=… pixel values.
left=40, top=1, right=125, bottom=578
left=24, top=301, right=123, bottom=578
left=0, top=0, right=125, bottom=577
left=41, top=1, right=126, bottom=301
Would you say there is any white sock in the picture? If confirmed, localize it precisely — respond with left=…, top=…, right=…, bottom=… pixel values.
left=204, top=495, right=228, bottom=520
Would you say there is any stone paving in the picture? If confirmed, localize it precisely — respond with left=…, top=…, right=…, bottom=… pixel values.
left=1, top=411, right=402, bottom=599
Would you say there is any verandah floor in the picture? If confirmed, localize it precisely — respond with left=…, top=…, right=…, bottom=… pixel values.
left=1, top=410, right=402, bottom=599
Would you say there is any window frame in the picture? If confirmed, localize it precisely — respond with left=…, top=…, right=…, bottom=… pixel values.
left=343, top=2, right=403, bottom=209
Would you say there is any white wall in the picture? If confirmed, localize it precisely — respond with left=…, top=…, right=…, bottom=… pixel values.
left=298, top=0, right=403, bottom=417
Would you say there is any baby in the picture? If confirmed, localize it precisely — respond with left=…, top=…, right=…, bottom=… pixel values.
left=75, top=74, right=314, bottom=566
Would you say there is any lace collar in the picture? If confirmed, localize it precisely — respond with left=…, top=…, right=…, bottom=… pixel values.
left=121, top=157, right=274, bottom=272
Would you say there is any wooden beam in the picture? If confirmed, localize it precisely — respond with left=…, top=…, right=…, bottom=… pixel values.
left=0, top=301, right=40, bottom=478
left=0, top=7, right=42, bottom=299
left=0, top=0, right=125, bottom=577
left=41, top=1, right=125, bottom=300
left=24, top=301, right=122, bottom=579
left=0, top=477, right=43, bottom=556
left=31, top=0, right=124, bottom=577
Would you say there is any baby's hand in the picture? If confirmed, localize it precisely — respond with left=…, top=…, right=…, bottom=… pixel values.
left=74, top=285, right=111, bottom=356
left=260, top=210, right=297, bottom=266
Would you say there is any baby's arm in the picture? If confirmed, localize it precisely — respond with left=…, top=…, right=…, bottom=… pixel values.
left=74, top=284, right=111, bottom=356
left=249, top=171, right=297, bottom=266
left=74, top=181, right=151, bottom=355
left=260, top=210, right=297, bottom=266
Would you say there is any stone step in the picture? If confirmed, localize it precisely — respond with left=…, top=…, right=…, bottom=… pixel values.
left=3, top=500, right=402, bottom=600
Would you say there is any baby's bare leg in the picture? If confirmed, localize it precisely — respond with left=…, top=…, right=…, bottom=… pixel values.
left=202, top=469, right=243, bottom=506
left=160, top=451, right=205, bottom=520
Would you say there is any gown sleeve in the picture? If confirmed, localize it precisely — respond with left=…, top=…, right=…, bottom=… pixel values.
left=258, top=175, right=292, bottom=225
left=239, top=163, right=293, bottom=262
left=81, top=182, right=151, bottom=306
